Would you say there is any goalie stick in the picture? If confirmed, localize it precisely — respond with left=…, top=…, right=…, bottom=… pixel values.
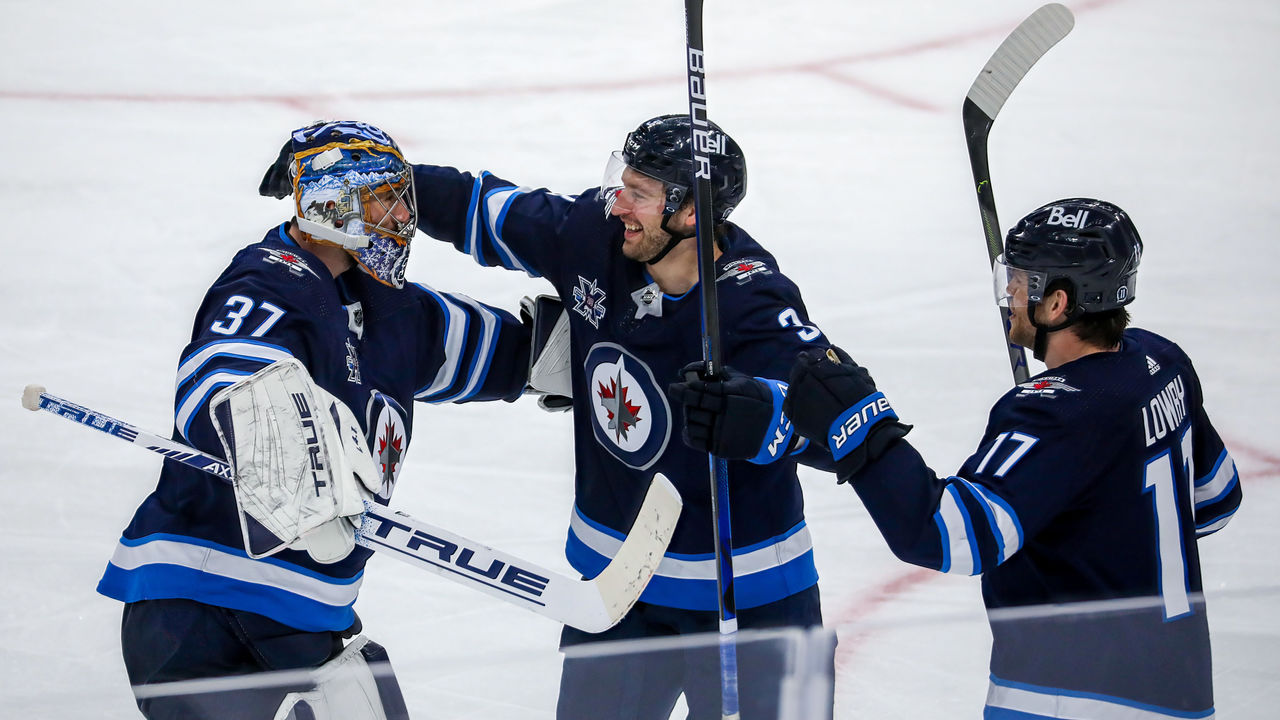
left=683, top=1, right=740, bottom=717
left=21, top=384, right=682, bottom=633
left=963, top=3, right=1075, bottom=384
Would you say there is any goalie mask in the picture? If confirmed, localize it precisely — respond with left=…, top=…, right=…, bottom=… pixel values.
left=288, top=121, right=417, bottom=288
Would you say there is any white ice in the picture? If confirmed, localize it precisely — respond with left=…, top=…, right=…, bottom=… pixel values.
left=2, top=1, right=1278, bottom=717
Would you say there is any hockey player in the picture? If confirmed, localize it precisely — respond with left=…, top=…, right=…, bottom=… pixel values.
left=406, top=115, right=836, bottom=718
left=97, top=121, right=532, bottom=719
left=671, top=198, right=1242, bottom=719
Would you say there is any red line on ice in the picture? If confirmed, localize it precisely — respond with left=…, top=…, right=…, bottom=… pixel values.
left=0, top=0, right=1122, bottom=113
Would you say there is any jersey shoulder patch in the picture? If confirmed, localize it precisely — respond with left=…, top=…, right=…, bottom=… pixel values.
left=716, top=257, right=774, bottom=285
left=255, top=246, right=323, bottom=280
left=1013, top=376, right=1081, bottom=399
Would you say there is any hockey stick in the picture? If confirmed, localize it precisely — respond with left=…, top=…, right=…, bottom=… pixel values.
left=683, top=1, right=740, bottom=717
left=21, top=384, right=682, bottom=633
left=963, top=3, right=1075, bottom=384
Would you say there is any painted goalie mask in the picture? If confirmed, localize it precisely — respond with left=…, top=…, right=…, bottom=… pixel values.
left=289, top=121, right=417, bottom=288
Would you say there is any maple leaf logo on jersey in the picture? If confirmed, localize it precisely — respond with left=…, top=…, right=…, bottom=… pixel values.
left=717, top=259, right=771, bottom=285
left=597, top=368, right=643, bottom=441
left=377, top=420, right=404, bottom=488
left=261, top=247, right=320, bottom=279
left=1016, top=376, right=1080, bottom=398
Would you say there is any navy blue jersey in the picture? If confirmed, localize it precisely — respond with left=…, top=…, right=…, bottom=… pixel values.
left=98, top=223, right=530, bottom=632
left=413, top=165, right=829, bottom=611
left=849, top=328, right=1240, bottom=718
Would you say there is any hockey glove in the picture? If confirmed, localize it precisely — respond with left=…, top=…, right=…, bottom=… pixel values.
left=667, top=362, right=796, bottom=464
left=784, top=346, right=911, bottom=480
left=259, top=137, right=294, bottom=199
left=521, top=294, right=573, bottom=413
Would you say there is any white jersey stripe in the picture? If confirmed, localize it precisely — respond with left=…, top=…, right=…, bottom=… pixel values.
left=986, top=676, right=1214, bottom=719
left=413, top=283, right=469, bottom=401
left=1193, top=452, right=1236, bottom=508
left=569, top=511, right=813, bottom=581
left=936, top=484, right=977, bottom=575
left=175, top=369, right=255, bottom=440
left=956, top=478, right=1024, bottom=564
left=107, top=537, right=362, bottom=608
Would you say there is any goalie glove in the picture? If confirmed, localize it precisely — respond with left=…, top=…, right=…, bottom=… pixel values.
left=210, top=358, right=380, bottom=564
left=521, top=294, right=573, bottom=413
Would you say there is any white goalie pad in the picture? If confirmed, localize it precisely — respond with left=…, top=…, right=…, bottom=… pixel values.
left=273, top=635, right=402, bottom=720
left=521, top=294, right=572, bottom=407
left=210, top=358, right=380, bottom=563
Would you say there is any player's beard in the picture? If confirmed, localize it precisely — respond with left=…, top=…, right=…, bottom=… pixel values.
left=1007, top=304, right=1036, bottom=349
left=621, top=223, right=673, bottom=263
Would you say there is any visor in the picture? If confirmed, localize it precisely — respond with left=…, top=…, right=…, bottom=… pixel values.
left=993, top=254, right=1046, bottom=309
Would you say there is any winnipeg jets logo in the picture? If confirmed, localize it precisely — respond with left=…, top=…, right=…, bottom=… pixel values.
left=573, top=276, right=607, bottom=329
left=717, top=259, right=771, bottom=285
left=597, top=366, right=643, bottom=441
left=345, top=338, right=362, bottom=383
left=366, top=391, right=408, bottom=500
left=1015, top=376, right=1080, bottom=398
left=261, top=248, right=320, bottom=279
left=377, top=420, right=404, bottom=493
left=585, top=343, right=670, bottom=470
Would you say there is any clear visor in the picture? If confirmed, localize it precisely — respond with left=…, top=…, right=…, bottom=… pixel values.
left=992, top=255, right=1045, bottom=308
left=597, top=151, right=670, bottom=219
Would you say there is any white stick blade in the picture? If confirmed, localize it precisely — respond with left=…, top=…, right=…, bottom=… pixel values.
left=585, top=473, right=683, bottom=630
left=966, top=3, right=1075, bottom=120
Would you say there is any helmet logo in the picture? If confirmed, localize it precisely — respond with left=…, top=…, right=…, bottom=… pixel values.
left=1046, top=206, right=1089, bottom=228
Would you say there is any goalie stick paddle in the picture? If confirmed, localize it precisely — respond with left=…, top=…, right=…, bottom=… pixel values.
left=21, top=384, right=682, bottom=633
left=963, top=3, right=1075, bottom=384
left=683, top=1, right=741, bottom=717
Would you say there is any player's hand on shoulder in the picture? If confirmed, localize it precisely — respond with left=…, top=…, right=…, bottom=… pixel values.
left=667, top=362, right=794, bottom=464
left=784, top=346, right=911, bottom=478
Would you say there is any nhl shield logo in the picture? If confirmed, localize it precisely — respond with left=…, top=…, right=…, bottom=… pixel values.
left=585, top=343, right=670, bottom=470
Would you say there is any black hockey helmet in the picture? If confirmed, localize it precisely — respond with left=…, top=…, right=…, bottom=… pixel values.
left=1000, top=198, right=1143, bottom=314
left=619, top=114, right=747, bottom=224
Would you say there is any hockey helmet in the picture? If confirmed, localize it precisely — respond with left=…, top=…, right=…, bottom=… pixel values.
left=601, top=114, right=747, bottom=224
left=994, top=198, right=1142, bottom=315
left=272, top=121, right=416, bottom=288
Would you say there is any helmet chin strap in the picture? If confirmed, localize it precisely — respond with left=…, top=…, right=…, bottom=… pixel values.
left=1026, top=300, right=1082, bottom=362
left=645, top=213, right=696, bottom=265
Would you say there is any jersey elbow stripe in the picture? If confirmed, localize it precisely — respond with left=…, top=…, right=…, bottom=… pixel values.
left=1194, top=451, right=1237, bottom=508
left=175, top=339, right=293, bottom=389
left=413, top=285, right=470, bottom=402
left=464, top=174, right=485, bottom=263
left=954, top=477, right=1024, bottom=564
left=1195, top=507, right=1236, bottom=536
left=482, top=186, right=537, bottom=277
left=175, top=369, right=257, bottom=440
left=935, top=484, right=981, bottom=575
left=441, top=292, right=500, bottom=402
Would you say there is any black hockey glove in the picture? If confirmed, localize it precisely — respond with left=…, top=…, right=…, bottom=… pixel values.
left=667, top=362, right=796, bottom=464
left=259, top=138, right=294, bottom=199
left=784, top=346, right=911, bottom=480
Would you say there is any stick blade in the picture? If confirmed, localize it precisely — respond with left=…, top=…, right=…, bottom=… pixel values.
left=966, top=3, right=1075, bottom=121
left=582, top=473, right=683, bottom=631
left=22, top=384, right=46, bottom=411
